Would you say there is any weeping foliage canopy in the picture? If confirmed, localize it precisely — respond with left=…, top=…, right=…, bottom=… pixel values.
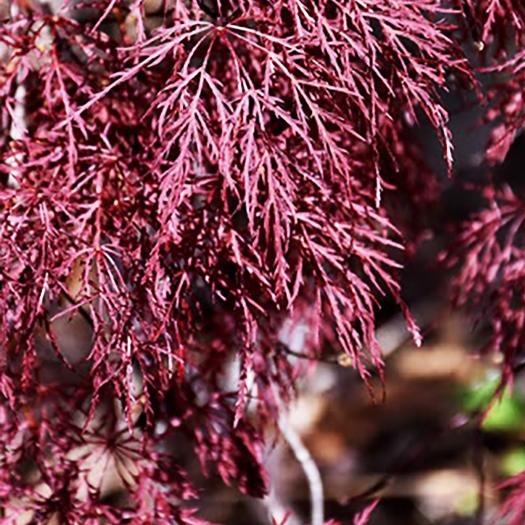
left=1, top=0, right=525, bottom=522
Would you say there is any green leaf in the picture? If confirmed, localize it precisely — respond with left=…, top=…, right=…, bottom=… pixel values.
left=501, top=447, right=525, bottom=476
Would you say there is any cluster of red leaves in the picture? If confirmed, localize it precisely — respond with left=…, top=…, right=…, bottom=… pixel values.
left=460, top=0, right=525, bottom=46
left=499, top=469, right=525, bottom=525
left=446, top=1, right=525, bottom=521
left=445, top=185, right=525, bottom=383
left=460, top=0, right=525, bottom=163
left=484, top=53, right=525, bottom=164
left=2, top=0, right=524, bottom=523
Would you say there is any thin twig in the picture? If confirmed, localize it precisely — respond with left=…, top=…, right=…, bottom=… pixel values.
left=278, top=406, right=324, bottom=525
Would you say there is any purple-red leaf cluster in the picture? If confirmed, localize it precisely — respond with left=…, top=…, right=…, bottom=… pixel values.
left=1, top=0, right=524, bottom=522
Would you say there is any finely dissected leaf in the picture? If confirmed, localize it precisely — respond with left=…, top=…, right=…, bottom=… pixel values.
left=445, top=185, right=525, bottom=384
left=1, top=0, right=515, bottom=521
left=353, top=500, right=379, bottom=525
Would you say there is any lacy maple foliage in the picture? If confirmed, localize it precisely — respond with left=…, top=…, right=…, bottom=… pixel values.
left=0, top=0, right=524, bottom=523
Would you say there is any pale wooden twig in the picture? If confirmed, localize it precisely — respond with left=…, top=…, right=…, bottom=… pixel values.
left=278, top=406, right=324, bottom=525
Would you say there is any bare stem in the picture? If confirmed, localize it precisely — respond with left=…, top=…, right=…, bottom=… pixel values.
left=278, top=409, right=324, bottom=525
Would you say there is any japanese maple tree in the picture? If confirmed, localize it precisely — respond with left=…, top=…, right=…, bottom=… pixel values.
left=1, top=0, right=525, bottom=523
